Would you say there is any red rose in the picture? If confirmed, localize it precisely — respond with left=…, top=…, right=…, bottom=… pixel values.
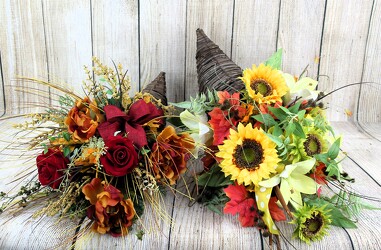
left=100, top=136, right=138, bottom=176
left=36, top=149, right=69, bottom=189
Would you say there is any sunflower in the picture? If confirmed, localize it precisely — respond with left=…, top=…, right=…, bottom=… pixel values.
left=216, top=123, right=280, bottom=186
left=291, top=204, right=331, bottom=244
left=240, top=64, right=289, bottom=104
left=288, top=126, right=329, bottom=164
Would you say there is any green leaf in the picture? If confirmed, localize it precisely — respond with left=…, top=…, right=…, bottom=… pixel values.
left=329, top=208, right=357, bottom=228
left=326, top=162, right=341, bottom=178
left=285, top=122, right=296, bottom=137
left=272, top=124, right=282, bottom=137
left=279, top=105, right=291, bottom=115
left=288, top=101, right=302, bottom=114
left=264, top=49, right=283, bottom=70
left=206, top=204, right=223, bottom=215
left=268, top=106, right=288, bottom=121
left=264, top=132, right=284, bottom=147
left=253, top=114, right=277, bottom=127
left=63, top=132, right=71, bottom=142
left=293, top=123, right=306, bottom=138
left=63, top=147, right=71, bottom=157
left=166, top=117, right=184, bottom=128
left=140, top=147, right=151, bottom=155
left=41, top=143, right=48, bottom=154
left=106, top=89, right=113, bottom=95
left=136, top=230, right=145, bottom=240
left=169, top=101, right=192, bottom=109
left=197, top=165, right=233, bottom=188
left=314, top=153, right=328, bottom=163
left=297, top=110, right=306, bottom=121
left=327, top=137, right=341, bottom=159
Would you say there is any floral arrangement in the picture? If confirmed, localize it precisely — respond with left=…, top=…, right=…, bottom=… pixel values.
left=0, top=58, right=195, bottom=240
left=174, top=29, right=376, bottom=247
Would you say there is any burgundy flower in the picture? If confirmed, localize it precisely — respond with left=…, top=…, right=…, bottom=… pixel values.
left=100, top=136, right=138, bottom=177
left=36, top=149, right=69, bottom=189
left=97, top=100, right=164, bottom=148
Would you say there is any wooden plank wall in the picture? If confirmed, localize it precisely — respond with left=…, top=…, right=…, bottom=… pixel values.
left=0, top=0, right=380, bottom=122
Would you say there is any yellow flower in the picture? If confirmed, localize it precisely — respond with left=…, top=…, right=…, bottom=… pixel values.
left=216, top=123, right=280, bottom=186
left=241, top=64, right=289, bottom=104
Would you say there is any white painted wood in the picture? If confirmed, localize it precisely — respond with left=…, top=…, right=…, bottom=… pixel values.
left=91, top=0, right=140, bottom=94
left=0, top=60, right=4, bottom=116
left=277, top=0, right=325, bottom=78
left=0, top=1, right=381, bottom=249
left=318, top=0, right=373, bottom=122
left=184, top=0, right=235, bottom=98
left=139, top=0, right=186, bottom=102
left=42, top=0, right=93, bottom=96
left=75, top=196, right=174, bottom=249
left=0, top=0, right=49, bottom=115
left=358, top=0, right=381, bottom=123
left=232, top=0, right=280, bottom=70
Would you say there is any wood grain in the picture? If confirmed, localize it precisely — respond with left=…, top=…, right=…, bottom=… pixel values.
left=139, top=0, right=186, bottom=102
left=91, top=0, right=140, bottom=94
left=75, top=195, right=174, bottom=250
left=168, top=161, right=264, bottom=249
left=358, top=0, right=381, bottom=123
left=0, top=49, right=5, bottom=116
left=277, top=0, right=325, bottom=77
left=0, top=0, right=49, bottom=115
left=232, top=0, right=280, bottom=70
left=185, top=0, right=235, bottom=98
left=42, top=0, right=93, bottom=96
left=318, top=0, right=373, bottom=121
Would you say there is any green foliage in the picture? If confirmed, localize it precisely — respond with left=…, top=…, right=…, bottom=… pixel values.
left=63, top=146, right=71, bottom=157
left=197, top=164, right=233, bottom=188
left=304, top=196, right=356, bottom=228
left=196, top=186, right=230, bottom=215
left=305, top=191, right=379, bottom=229
left=136, top=230, right=145, bottom=240
left=315, top=138, right=342, bottom=179
left=171, top=90, right=219, bottom=115
left=265, top=49, right=283, bottom=70
left=196, top=164, right=232, bottom=215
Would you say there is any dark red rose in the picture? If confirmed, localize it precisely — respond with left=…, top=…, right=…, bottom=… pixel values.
left=100, top=136, right=138, bottom=176
left=36, top=149, right=69, bottom=189
left=97, top=100, right=164, bottom=148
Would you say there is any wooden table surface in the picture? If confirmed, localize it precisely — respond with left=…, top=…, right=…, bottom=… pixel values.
left=0, top=120, right=380, bottom=250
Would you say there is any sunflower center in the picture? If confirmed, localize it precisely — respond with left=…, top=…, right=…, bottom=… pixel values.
left=302, top=213, right=323, bottom=237
left=303, top=134, right=322, bottom=156
left=251, top=79, right=273, bottom=96
left=233, top=139, right=264, bottom=170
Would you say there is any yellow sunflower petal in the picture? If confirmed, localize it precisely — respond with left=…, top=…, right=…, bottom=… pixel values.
left=240, top=63, right=289, bottom=104
left=217, top=123, right=281, bottom=186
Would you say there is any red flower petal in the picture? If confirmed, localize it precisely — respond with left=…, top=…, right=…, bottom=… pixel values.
left=268, top=197, right=286, bottom=222
left=223, top=184, right=248, bottom=215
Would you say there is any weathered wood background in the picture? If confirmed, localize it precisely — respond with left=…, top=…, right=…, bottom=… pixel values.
left=0, top=1, right=381, bottom=249
left=1, top=0, right=381, bottom=123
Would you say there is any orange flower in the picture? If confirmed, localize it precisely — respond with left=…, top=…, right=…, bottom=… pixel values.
left=150, top=126, right=194, bottom=185
left=82, top=178, right=136, bottom=236
left=65, top=97, right=104, bottom=142
left=74, top=148, right=98, bottom=167
left=241, top=103, right=255, bottom=123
